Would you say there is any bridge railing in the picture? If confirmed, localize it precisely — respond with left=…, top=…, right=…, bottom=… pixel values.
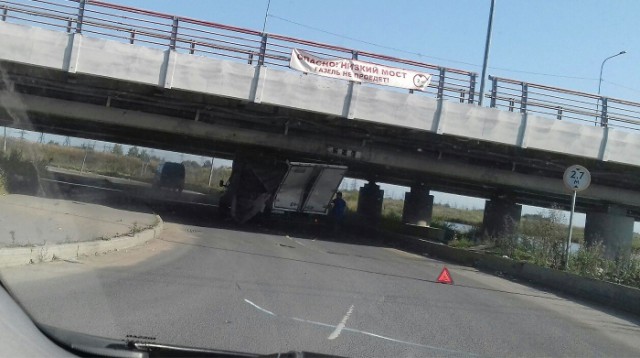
left=0, top=0, right=479, bottom=104
left=488, top=76, right=640, bottom=130
left=1, top=0, right=640, bottom=131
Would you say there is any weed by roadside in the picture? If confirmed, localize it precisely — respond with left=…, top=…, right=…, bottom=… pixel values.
left=481, top=209, right=640, bottom=288
left=568, top=243, right=640, bottom=288
left=448, top=238, right=475, bottom=248
left=130, top=222, right=143, bottom=235
left=0, top=168, right=7, bottom=195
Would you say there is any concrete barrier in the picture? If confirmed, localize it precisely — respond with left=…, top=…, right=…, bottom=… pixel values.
left=388, top=231, right=482, bottom=266
left=0, top=215, right=163, bottom=268
left=520, top=263, right=640, bottom=314
left=374, top=227, right=640, bottom=316
left=475, top=253, right=525, bottom=277
left=400, top=224, right=447, bottom=242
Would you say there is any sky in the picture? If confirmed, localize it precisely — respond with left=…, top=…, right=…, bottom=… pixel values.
left=6, top=0, right=640, bottom=228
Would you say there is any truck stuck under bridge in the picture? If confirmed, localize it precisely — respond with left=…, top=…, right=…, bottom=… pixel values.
left=218, top=156, right=347, bottom=223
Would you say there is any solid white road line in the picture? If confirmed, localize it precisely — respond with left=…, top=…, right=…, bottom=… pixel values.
left=328, top=305, right=354, bottom=340
left=244, top=298, right=275, bottom=316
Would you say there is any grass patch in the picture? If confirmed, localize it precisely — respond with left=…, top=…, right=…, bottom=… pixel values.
left=448, top=238, right=475, bottom=248
left=433, top=204, right=483, bottom=226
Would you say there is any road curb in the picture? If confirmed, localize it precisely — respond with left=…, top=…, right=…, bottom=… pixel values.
left=0, top=215, right=164, bottom=268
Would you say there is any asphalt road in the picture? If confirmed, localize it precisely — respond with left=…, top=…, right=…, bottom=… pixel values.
left=1, top=209, right=640, bottom=357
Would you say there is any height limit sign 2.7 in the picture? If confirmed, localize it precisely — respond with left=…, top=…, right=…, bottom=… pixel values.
left=563, top=165, right=591, bottom=192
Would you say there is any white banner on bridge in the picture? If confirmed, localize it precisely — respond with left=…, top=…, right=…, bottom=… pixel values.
left=289, top=49, right=432, bottom=91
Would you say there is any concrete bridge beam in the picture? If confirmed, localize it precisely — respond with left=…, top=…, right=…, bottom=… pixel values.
left=7, top=91, right=640, bottom=212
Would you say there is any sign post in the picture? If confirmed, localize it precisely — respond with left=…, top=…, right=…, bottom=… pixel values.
left=562, top=165, right=591, bottom=270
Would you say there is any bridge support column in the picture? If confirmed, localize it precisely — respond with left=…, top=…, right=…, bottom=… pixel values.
left=481, top=198, right=522, bottom=238
left=357, top=181, right=383, bottom=221
left=584, top=206, right=633, bottom=259
left=402, top=185, right=433, bottom=227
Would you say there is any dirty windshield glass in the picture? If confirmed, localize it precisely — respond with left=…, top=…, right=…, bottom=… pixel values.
left=1, top=0, right=640, bottom=357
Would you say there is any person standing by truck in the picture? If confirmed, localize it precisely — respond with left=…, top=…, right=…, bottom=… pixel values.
left=330, top=191, right=347, bottom=231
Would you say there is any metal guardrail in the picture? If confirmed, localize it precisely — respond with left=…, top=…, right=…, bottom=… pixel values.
left=0, top=0, right=478, bottom=104
left=488, top=76, right=640, bottom=130
left=1, top=0, right=639, bottom=131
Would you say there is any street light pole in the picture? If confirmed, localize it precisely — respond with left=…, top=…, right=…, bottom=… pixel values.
left=208, top=157, right=215, bottom=187
left=596, top=50, right=626, bottom=125
left=598, top=51, right=626, bottom=96
left=478, top=0, right=496, bottom=107
left=261, top=0, right=271, bottom=34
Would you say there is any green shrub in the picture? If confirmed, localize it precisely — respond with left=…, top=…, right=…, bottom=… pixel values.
left=568, top=244, right=640, bottom=288
left=0, top=150, right=42, bottom=195
left=568, top=242, right=608, bottom=279
left=494, top=209, right=566, bottom=268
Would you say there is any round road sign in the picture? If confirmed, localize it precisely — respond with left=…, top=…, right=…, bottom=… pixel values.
left=563, top=165, right=591, bottom=192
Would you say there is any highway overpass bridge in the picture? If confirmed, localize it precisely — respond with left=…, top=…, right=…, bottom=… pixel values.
left=1, top=0, right=640, bottom=255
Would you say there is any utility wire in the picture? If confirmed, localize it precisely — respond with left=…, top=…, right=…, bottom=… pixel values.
left=602, top=80, right=640, bottom=94
left=269, top=13, right=601, bottom=81
left=268, top=14, right=478, bottom=67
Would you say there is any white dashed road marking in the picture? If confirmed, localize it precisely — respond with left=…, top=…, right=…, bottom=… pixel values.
left=328, top=304, right=354, bottom=340
left=244, top=298, right=477, bottom=356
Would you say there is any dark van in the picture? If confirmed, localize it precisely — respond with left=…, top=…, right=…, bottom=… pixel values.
left=153, top=162, right=185, bottom=192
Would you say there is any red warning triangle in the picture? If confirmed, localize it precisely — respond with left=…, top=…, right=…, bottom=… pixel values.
left=436, top=267, right=453, bottom=284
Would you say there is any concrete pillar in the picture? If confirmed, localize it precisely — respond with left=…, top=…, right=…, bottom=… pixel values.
left=357, top=181, right=383, bottom=221
left=402, top=185, right=434, bottom=227
left=584, top=205, right=633, bottom=259
left=481, top=198, right=522, bottom=238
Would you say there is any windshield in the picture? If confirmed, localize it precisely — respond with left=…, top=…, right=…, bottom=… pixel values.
left=1, top=0, right=640, bottom=357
